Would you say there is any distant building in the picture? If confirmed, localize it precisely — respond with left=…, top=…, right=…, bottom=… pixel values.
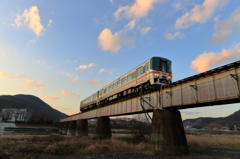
left=0, top=109, right=31, bottom=122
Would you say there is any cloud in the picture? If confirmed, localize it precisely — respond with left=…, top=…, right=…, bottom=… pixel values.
left=37, top=60, right=51, bottom=68
left=98, top=28, right=134, bottom=52
left=172, top=2, right=183, bottom=11
left=86, top=79, right=100, bottom=86
left=191, top=43, right=240, bottom=72
left=15, top=6, right=44, bottom=36
left=125, top=19, right=137, bottom=30
left=76, top=63, right=97, bottom=70
left=141, top=27, right=151, bottom=35
left=27, top=39, right=37, bottom=47
left=210, top=7, right=240, bottom=43
left=99, top=68, right=106, bottom=73
left=47, top=20, right=52, bottom=27
left=43, top=95, right=59, bottom=101
left=181, top=111, right=200, bottom=115
left=71, top=76, right=79, bottom=83
left=21, top=77, right=44, bottom=89
left=0, top=72, right=13, bottom=80
left=15, top=73, right=44, bottom=89
left=175, top=0, right=228, bottom=29
left=164, top=31, right=184, bottom=40
left=109, top=0, right=114, bottom=4
left=114, top=0, right=160, bottom=20
left=61, top=90, right=70, bottom=96
left=1, top=54, right=6, bottom=57
left=72, top=93, right=79, bottom=98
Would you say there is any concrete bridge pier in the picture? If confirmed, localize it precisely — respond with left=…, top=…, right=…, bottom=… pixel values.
left=62, top=122, right=69, bottom=135
left=59, top=122, right=64, bottom=134
left=150, top=109, right=189, bottom=155
left=93, top=116, right=112, bottom=140
left=67, top=121, right=77, bottom=135
left=76, top=119, right=88, bottom=136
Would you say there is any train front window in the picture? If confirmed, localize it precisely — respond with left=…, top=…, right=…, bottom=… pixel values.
left=151, top=58, right=160, bottom=71
left=167, top=61, right=172, bottom=74
left=151, top=57, right=172, bottom=74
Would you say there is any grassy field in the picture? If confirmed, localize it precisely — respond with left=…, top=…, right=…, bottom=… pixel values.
left=0, top=133, right=240, bottom=159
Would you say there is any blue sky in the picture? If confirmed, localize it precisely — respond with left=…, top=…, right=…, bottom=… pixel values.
left=1, top=0, right=240, bottom=119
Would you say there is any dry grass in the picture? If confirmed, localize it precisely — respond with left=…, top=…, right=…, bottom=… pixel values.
left=0, top=135, right=143, bottom=159
left=187, top=134, right=240, bottom=148
left=1, top=133, right=240, bottom=159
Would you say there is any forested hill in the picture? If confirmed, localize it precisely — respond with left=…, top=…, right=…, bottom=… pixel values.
left=0, top=94, right=68, bottom=119
left=183, top=109, right=240, bottom=127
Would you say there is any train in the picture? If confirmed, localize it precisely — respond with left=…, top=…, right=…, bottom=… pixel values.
left=80, top=57, right=172, bottom=112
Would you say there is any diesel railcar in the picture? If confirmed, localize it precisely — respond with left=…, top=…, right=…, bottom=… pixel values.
left=80, top=57, right=172, bottom=112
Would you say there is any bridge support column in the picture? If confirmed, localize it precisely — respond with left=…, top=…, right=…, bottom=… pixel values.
left=59, top=122, right=64, bottom=134
left=62, top=122, right=69, bottom=135
left=76, top=119, right=88, bottom=136
left=150, top=109, right=189, bottom=155
left=67, top=121, right=77, bottom=135
left=93, top=116, right=112, bottom=140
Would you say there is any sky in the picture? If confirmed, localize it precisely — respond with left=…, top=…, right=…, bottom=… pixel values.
left=1, top=0, right=240, bottom=120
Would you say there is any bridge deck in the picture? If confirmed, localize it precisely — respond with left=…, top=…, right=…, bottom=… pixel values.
left=61, top=61, right=240, bottom=122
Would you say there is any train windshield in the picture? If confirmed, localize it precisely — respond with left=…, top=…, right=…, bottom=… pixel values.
left=151, top=57, right=172, bottom=74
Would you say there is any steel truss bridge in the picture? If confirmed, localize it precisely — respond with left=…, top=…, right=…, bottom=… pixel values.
left=61, top=60, right=240, bottom=122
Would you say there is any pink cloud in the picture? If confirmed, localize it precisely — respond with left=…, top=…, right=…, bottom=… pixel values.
left=43, top=95, right=59, bottom=101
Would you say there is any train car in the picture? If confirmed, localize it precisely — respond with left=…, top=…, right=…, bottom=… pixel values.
left=80, top=57, right=172, bottom=112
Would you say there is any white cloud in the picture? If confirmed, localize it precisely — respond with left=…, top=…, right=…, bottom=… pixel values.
left=43, top=95, right=59, bottom=101
left=98, top=28, right=134, bottom=53
left=61, top=90, right=70, bottom=96
left=164, top=31, right=184, bottom=40
left=210, top=7, right=240, bottom=43
left=27, top=39, right=37, bottom=47
left=191, top=43, right=240, bottom=73
left=72, top=93, right=79, bottom=98
left=15, top=6, right=44, bottom=36
left=76, top=63, right=98, bottom=70
left=37, top=60, right=51, bottom=68
left=172, top=2, right=182, bottom=11
left=109, top=0, right=114, bottom=4
left=175, top=0, right=228, bottom=29
left=71, top=76, right=79, bottom=83
left=114, top=0, right=161, bottom=20
left=125, top=19, right=137, bottom=30
left=140, top=27, right=151, bottom=35
left=48, top=19, right=53, bottom=27
left=99, top=68, right=106, bottom=73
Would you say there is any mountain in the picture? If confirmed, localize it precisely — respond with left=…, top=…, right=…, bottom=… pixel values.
left=183, top=110, right=240, bottom=127
left=0, top=94, right=68, bottom=119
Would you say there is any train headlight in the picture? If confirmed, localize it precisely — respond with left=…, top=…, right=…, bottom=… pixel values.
left=155, top=73, right=160, bottom=77
left=168, top=76, right=171, bottom=79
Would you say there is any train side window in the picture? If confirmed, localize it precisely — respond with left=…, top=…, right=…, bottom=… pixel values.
left=93, top=95, right=95, bottom=99
left=132, top=72, right=136, bottom=78
left=140, top=67, right=143, bottom=75
left=143, top=66, right=145, bottom=74
left=146, top=63, right=149, bottom=71
left=121, top=77, right=126, bottom=84
left=113, top=83, right=117, bottom=89
left=106, top=87, right=109, bottom=92
left=136, top=68, right=141, bottom=77
left=117, top=80, right=121, bottom=87
left=109, top=85, right=112, bottom=91
left=127, top=74, right=132, bottom=81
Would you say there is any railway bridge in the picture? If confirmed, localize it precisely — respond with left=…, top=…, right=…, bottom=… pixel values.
left=60, top=60, right=240, bottom=154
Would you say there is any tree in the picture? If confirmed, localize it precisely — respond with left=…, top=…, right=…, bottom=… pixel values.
left=130, top=114, right=151, bottom=142
left=207, top=123, right=222, bottom=130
